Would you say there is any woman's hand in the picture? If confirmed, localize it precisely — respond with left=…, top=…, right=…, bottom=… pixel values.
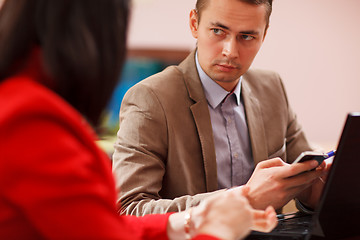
left=167, top=186, right=277, bottom=240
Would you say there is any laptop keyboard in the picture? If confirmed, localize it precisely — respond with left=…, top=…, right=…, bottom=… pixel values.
left=246, top=212, right=313, bottom=240
left=274, top=212, right=312, bottom=234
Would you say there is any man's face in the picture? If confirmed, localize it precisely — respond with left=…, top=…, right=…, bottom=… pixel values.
left=190, top=0, right=268, bottom=90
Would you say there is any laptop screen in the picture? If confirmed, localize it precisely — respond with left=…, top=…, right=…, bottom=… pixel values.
left=312, top=112, right=360, bottom=238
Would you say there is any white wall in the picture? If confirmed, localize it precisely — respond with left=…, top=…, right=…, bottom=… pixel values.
left=253, top=0, right=360, bottom=150
left=128, top=0, right=360, bottom=150
left=128, top=0, right=196, bottom=49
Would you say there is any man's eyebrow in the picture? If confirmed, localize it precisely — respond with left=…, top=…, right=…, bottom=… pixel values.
left=239, top=30, right=260, bottom=35
left=210, top=22, right=229, bottom=30
left=210, top=22, right=260, bottom=35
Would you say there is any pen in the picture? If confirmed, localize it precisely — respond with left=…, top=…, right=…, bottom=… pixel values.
left=318, top=150, right=336, bottom=184
left=326, top=150, right=336, bottom=158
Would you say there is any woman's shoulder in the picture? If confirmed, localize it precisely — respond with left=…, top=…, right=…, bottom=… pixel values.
left=0, top=76, right=98, bottom=155
left=1, top=77, right=77, bottom=120
left=0, top=76, right=91, bottom=135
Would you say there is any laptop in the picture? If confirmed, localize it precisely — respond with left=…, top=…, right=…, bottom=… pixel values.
left=246, top=112, right=360, bottom=240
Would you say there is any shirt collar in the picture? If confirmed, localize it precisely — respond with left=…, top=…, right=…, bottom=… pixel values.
left=195, top=51, right=242, bottom=109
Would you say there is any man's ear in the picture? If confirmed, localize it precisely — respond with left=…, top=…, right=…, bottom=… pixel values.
left=189, top=9, right=199, bottom=39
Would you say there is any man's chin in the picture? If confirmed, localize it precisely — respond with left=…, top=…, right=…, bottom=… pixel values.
left=212, top=73, right=242, bottom=83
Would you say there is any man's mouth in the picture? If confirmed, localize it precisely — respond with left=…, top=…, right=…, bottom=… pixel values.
left=216, top=64, right=237, bottom=72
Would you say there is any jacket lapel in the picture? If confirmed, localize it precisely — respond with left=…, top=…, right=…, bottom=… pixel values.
left=179, top=51, right=218, bottom=191
left=242, top=77, right=268, bottom=165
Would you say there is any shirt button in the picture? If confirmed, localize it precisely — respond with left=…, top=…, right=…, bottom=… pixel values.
left=234, top=153, right=239, bottom=158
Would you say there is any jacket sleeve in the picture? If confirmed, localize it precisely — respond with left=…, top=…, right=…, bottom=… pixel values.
left=112, top=83, right=220, bottom=216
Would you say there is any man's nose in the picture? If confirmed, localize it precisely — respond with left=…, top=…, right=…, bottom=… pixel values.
left=222, top=37, right=238, bottom=58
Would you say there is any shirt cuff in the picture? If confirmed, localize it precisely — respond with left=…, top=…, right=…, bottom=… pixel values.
left=295, top=198, right=315, bottom=214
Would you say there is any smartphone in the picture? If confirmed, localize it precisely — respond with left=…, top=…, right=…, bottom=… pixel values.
left=292, top=151, right=329, bottom=166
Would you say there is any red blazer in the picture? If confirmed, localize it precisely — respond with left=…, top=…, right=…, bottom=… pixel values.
left=0, top=51, right=217, bottom=240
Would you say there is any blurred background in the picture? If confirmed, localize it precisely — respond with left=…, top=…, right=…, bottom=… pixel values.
left=1, top=0, right=356, bottom=152
left=114, top=0, right=360, bottom=151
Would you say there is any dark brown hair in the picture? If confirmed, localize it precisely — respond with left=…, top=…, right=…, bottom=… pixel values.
left=195, top=0, right=273, bottom=29
left=0, top=0, right=130, bottom=126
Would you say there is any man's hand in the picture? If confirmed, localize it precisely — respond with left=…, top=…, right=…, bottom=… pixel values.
left=245, top=158, right=326, bottom=210
left=296, top=160, right=332, bottom=209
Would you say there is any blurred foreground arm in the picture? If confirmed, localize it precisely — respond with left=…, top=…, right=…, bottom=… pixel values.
left=167, top=186, right=277, bottom=240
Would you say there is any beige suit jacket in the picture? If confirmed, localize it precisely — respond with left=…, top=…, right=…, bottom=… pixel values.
left=112, top=51, right=312, bottom=216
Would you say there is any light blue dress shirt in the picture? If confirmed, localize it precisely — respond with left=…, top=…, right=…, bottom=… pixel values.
left=195, top=53, right=254, bottom=189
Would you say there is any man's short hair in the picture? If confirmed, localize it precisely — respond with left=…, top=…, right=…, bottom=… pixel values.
left=195, top=0, right=273, bottom=29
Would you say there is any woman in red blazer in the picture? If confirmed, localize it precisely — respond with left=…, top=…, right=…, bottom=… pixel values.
left=0, top=0, right=276, bottom=239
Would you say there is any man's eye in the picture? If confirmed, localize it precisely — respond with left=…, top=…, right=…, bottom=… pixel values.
left=212, top=28, right=223, bottom=35
left=241, top=35, right=255, bottom=41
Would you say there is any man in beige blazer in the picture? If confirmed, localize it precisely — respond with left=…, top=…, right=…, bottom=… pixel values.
left=113, top=0, right=328, bottom=216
